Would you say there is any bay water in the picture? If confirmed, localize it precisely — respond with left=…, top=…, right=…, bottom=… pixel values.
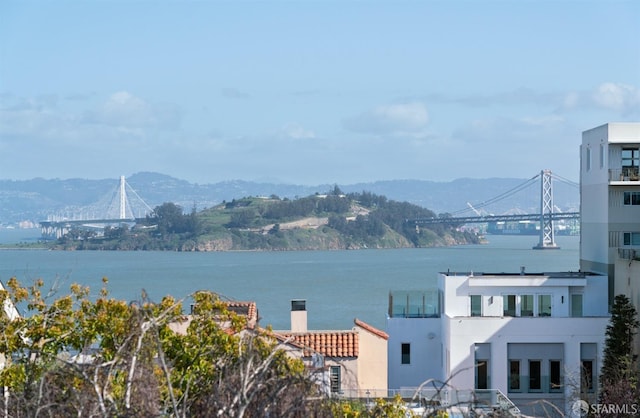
left=0, top=230, right=579, bottom=331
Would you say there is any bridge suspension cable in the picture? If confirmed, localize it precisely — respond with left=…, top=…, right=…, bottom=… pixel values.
left=450, top=173, right=541, bottom=216
left=548, top=172, right=579, bottom=188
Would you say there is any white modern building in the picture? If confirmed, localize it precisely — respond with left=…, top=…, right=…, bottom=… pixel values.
left=580, top=122, right=640, bottom=311
left=387, top=270, right=609, bottom=416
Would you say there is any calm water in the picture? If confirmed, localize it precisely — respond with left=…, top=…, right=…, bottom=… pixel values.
left=0, top=230, right=579, bottom=331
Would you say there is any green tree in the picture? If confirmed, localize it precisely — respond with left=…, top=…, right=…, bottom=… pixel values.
left=599, top=294, right=640, bottom=409
left=0, top=278, right=324, bottom=417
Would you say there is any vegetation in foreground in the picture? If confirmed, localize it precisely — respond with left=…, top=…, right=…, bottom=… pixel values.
left=0, top=277, right=447, bottom=417
left=51, top=188, right=479, bottom=251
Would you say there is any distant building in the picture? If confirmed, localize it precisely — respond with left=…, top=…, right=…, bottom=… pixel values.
left=580, top=122, right=640, bottom=311
left=387, top=270, right=609, bottom=416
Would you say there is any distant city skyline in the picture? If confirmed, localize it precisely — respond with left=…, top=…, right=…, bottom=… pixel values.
left=1, top=1, right=639, bottom=185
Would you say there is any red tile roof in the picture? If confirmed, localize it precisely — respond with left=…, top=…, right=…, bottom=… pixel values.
left=224, top=301, right=258, bottom=328
left=280, top=331, right=359, bottom=358
left=354, top=318, right=389, bottom=340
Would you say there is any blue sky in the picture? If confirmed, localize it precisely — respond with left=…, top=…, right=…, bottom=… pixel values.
left=1, top=0, right=639, bottom=185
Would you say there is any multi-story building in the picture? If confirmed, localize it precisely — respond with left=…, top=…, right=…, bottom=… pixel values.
left=387, top=270, right=609, bottom=416
left=580, top=122, right=640, bottom=312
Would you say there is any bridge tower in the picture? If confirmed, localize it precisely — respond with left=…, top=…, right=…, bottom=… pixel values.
left=533, top=169, right=559, bottom=250
left=119, top=175, right=127, bottom=219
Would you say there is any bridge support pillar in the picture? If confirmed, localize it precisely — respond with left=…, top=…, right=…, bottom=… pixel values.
left=533, top=169, right=560, bottom=250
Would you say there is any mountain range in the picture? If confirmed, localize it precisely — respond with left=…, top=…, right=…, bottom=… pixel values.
left=0, top=172, right=580, bottom=226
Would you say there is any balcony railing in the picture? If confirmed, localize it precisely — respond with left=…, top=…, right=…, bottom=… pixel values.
left=337, top=388, right=520, bottom=416
left=508, top=374, right=564, bottom=394
left=609, top=168, right=640, bottom=182
left=388, top=290, right=441, bottom=318
left=619, top=248, right=640, bottom=260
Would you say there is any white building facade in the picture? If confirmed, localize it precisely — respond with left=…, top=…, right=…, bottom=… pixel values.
left=387, top=270, right=609, bottom=416
left=580, top=122, right=640, bottom=308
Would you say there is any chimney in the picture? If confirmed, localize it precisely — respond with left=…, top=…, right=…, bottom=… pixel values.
left=290, top=299, right=307, bottom=332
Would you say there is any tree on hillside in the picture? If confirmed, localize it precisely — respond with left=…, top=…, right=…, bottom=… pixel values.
left=599, top=294, right=640, bottom=408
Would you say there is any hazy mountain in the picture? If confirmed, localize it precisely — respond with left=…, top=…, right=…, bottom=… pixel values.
left=0, top=172, right=579, bottom=225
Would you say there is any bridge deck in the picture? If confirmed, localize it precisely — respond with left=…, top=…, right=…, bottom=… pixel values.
left=408, top=212, right=580, bottom=225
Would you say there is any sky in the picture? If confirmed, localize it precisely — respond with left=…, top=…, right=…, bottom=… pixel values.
left=1, top=0, right=639, bottom=185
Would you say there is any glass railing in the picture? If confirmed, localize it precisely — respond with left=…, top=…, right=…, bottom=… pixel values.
left=619, top=248, right=640, bottom=260
left=508, top=375, right=564, bottom=394
left=388, top=290, right=441, bottom=318
left=609, top=168, right=640, bottom=181
left=337, top=388, right=520, bottom=416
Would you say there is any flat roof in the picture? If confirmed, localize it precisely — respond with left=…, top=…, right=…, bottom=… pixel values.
left=440, top=271, right=599, bottom=279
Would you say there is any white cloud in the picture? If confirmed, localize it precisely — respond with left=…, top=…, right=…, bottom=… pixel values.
left=281, top=123, right=316, bottom=140
left=591, top=82, right=640, bottom=113
left=82, top=91, right=181, bottom=130
left=343, top=102, right=429, bottom=136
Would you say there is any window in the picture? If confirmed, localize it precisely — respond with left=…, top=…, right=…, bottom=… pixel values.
left=622, top=148, right=640, bottom=170
left=586, top=147, right=592, bottom=171
left=600, top=144, right=605, bottom=168
left=470, top=295, right=482, bottom=317
left=475, top=360, right=489, bottom=390
left=623, top=232, right=640, bottom=246
left=550, top=360, right=562, bottom=392
left=509, top=360, right=520, bottom=391
left=623, top=191, right=640, bottom=206
left=581, top=360, right=594, bottom=393
left=330, top=366, right=341, bottom=393
left=538, top=295, right=552, bottom=316
left=521, top=295, right=534, bottom=317
left=529, top=360, right=541, bottom=391
left=503, top=295, right=516, bottom=317
left=571, top=294, right=583, bottom=317
left=401, top=343, right=411, bottom=365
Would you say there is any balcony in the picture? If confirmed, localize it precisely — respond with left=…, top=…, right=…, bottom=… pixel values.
left=388, top=290, right=441, bottom=318
left=609, top=167, right=640, bottom=183
left=619, top=248, right=640, bottom=261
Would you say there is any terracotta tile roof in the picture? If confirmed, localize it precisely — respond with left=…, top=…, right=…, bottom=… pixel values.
left=223, top=301, right=258, bottom=329
left=280, top=331, right=359, bottom=358
left=354, top=318, right=389, bottom=340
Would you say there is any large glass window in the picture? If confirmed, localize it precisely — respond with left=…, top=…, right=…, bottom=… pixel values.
left=521, top=295, right=534, bottom=317
left=503, top=295, right=516, bottom=317
left=581, top=360, right=594, bottom=393
left=401, top=343, right=411, bottom=365
left=550, top=360, right=562, bottom=392
left=470, top=295, right=482, bottom=317
left=529, top=360, right=541, bottom=391
left=623, top=232, right=640, bottom=246
left=476, top=360, right=489, bottom=390
left=571, top=294, right=583, bottom=317
left=509, top=360, right=520, bottom=392
left=623, top=191, right=640, bottom=206
left=538, top=295, right=552, bottom=317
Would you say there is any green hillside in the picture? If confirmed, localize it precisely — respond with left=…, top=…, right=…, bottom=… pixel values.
left=53, top=189, right=481, bottom=251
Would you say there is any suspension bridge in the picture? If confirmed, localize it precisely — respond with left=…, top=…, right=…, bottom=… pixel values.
left=39, top=176, right=154, bottom=239
left=407, top=170, right=580, bottom=250
left=39, top=170, right=580, bottom=248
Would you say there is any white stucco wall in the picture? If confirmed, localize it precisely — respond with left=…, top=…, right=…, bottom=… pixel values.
left=386, top=317, right=443, bottom=390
